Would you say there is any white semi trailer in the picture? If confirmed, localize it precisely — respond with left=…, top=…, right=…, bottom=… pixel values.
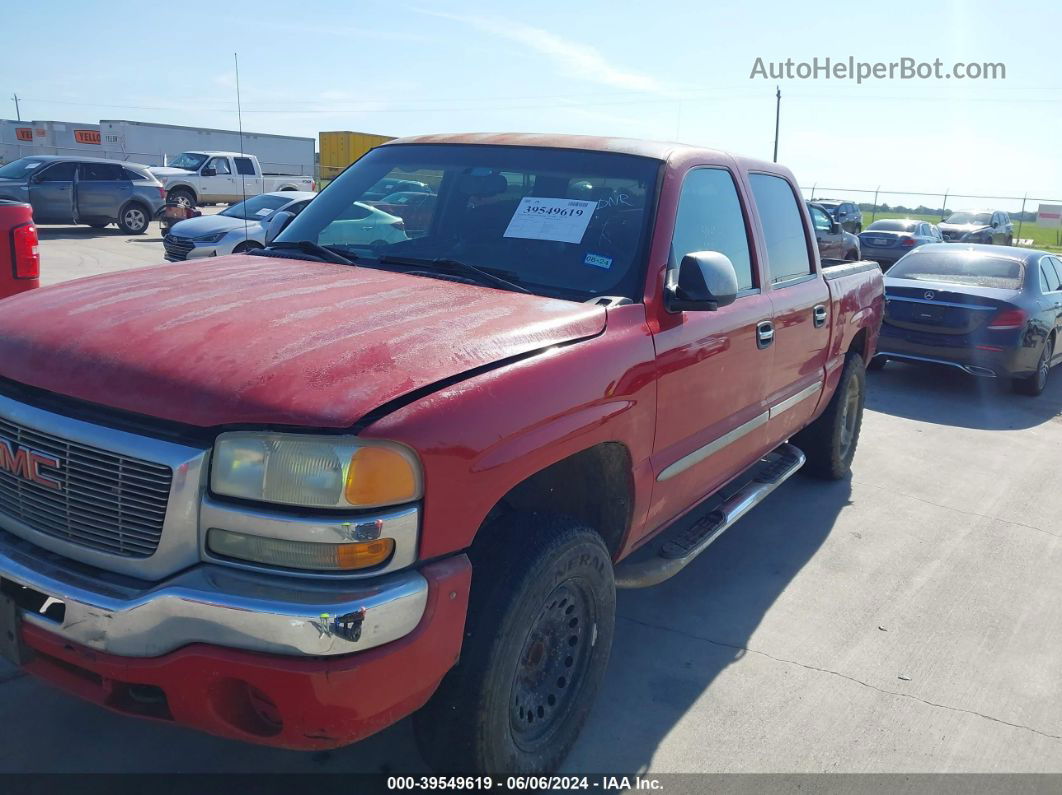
left=99, top=120, right=315, bottom=176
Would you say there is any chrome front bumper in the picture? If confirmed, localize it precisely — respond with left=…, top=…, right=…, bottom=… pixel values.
left=0, top=529, right=428, bottom=657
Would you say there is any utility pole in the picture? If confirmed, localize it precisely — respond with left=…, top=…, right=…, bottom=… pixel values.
left=772, top=86, right=781, bottom=163
left=11, top=93, right=20, bottom=121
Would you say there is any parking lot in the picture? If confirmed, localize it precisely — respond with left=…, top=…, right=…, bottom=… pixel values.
left=0, top=227, right=1058, bottom=774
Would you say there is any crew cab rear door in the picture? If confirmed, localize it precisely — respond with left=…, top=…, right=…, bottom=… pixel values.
left=748, top=172, right=831, bottom=443
left=646, top=166, right=774, bottom=529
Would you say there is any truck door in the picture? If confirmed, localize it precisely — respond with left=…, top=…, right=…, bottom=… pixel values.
left=233, top=156, right=262, bottom=198
left=749, top=173, right=831, bottom=445
left=647, top=166, right=774, bottom=529
left=202, top=156, right=238, bottom=202
left=28, top=160, right=77, bottom=222
left=76, top=161, right=129, bottom=222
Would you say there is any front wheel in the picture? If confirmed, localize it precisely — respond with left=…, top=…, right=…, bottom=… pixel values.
left=414, top=516, right=616, bottom=775
left=793, top=352, right=867, bottom=479
left=167, top=188, right=196, bottom=209
left=117, top=203, right=149, bottom=234
left=233, top=241, right=263, bottom=254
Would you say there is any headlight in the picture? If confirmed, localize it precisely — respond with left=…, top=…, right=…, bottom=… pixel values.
left=211, top=432, right=421, bottom=509
left=193, top=231, right=228, bottom=243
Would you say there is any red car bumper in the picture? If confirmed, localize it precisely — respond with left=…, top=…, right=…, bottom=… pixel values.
left=17, top=556, right=471, bottom=750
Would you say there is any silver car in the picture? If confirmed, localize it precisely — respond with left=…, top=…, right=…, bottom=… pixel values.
left=0, top=156, right=165, bottom=234
left=163, top=191, right=316, bottom=261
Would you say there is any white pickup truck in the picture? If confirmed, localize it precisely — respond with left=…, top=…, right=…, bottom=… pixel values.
left=150, top=151, right=315, bottom=207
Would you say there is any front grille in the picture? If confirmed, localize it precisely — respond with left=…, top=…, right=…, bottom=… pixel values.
left=0, top=416, right=172, bottom=558
left=163, top=234, right=193, bottom=261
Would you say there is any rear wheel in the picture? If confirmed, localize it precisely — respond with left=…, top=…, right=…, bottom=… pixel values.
left=1013, top=336, right=1053, bottom=396
left=414, top=515, right=615, bottom=775
left=117, top=203, right=149, bottom=234
left=793, top=352, right=866, bottom=479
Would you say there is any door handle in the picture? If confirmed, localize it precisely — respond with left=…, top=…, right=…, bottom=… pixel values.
left=756, top=320, right=774, bottom=349
left=813, top=304, right=828, bottom=328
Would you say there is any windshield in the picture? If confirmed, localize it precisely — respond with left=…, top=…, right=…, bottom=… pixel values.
left=0, top=158, right=47, bottom=180
left=168, top=152, right=209, bottom=171
left=945, top=212, right=992, bottom=225
left=220, top=193, right=292, bottom=220
left=278, top=144, right=661, bottom=301
left=867, top=220, right=918, bottom=232
left=889, top=253, right=1023, bottom=289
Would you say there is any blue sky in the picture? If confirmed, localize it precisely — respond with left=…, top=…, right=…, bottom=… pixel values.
left=3, top=0, right=1060, bottom=210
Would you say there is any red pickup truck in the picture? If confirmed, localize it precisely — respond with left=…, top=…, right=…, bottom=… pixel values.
left=0, top=200, right=40, bottom=299
left=0, top=134, right=882, bottom=774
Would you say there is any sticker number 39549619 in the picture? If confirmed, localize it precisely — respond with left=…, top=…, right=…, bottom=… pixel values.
left=503, top=197, right=597, bottom=244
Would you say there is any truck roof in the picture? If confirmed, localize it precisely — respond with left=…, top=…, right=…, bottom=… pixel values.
left=384, top=132, right=780, bottom=172
left=180, top=151, right=255, bottom=158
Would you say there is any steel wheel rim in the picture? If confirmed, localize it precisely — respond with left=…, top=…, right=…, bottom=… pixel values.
left=125, top=208, right=146, bottom=230
left=839, top=375, right=860, bottom=458
left=509, top=580, right=596, bottom=750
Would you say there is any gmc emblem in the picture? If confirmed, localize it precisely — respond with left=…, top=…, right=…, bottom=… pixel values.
left=0, top=439, right=63, bottom=490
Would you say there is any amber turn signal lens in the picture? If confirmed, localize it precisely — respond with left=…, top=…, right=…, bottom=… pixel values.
left=345, top=446, right=419, bottom=507
left=336, top=538, right=395, bottom=569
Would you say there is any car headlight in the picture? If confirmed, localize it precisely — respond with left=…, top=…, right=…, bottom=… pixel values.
left=211, top=432, right=421, bottom=510
left=193, top=231, right=228, bottom=243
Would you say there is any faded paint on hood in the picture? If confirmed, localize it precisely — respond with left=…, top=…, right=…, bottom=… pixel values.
left=0, top=256, right=606, bottom=428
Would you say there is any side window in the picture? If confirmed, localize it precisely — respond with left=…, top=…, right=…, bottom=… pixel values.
left=1040, top=260, right=1061, bottom=293
left=37, top=161, right=77, bottom=181
left=286, top=200, right=311, bottom=216
left=123, top=167, right=146, bottom=181
left=749, top=173, right=813, bottom=284
left=671, top=168, right=754, bottom=291
left=80, top=162, right=124, bottom=181
left=809, top=206, right=832, bottom=233
left=234, top=157, right=255, bottom=176
left=206, top=157, right=232, bottom=175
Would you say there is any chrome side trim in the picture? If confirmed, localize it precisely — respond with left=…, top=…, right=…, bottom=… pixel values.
left=657, top=412, right=768, bottom=482
left=768, top=381, right=822, bottom=418
left=0, top=530, right=428, bottom=657
left=0, top=394, right=208, bottom=580
left=876, top=351, right=997, bottom=378
left=886, top=296, right=995, bottom=311
left=199, top=498, right=420, bottom=580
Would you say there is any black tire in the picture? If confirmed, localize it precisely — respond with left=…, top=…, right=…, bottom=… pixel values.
left=167, top=188, right=196, bottom=209
left=233, top=241, right=263, bottom=254
left=414, top=515, right=616, bottom=775
left=844, top=248, right=858, bottom=261
left=793, top=352, right=867, bottom=480
left=1013, top=335, right=1053, bottom=396
left=1006, top=235, right=1014, bottom=246
left=116, top=202, right=150, bottom=234
left=866, top=355, right=887, bottom=371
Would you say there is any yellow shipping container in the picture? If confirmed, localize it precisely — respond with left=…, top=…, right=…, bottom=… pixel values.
left=319, top=131, right=395, bottom=182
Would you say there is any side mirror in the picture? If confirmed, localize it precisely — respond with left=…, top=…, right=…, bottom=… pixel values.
left=665, top=251, right=739, bottom=312
left=263, top=210, right=295, bottom=245
left=201, top=167, right=217, bottom=177
left=830, top=220, right=841, bottom=234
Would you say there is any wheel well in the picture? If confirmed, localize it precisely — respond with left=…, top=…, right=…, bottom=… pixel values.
left=848, top=328, right=869, bottom=361
left=168, top=185, right=196, bottom=200
left=280, top=186, right=296, bottom=191
left=477, top=443, right=634, bottom=557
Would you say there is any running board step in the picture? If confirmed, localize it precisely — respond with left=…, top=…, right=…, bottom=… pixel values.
left=614, top=444, right=805, bottom=589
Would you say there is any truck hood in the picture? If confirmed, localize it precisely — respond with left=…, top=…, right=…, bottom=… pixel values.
left=149, top=167, right=194, bottom=178
left=0, top=257, right=606, bottom=428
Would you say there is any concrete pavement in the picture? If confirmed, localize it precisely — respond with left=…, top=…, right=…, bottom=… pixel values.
left=1, top=229, right=1060, bottom=773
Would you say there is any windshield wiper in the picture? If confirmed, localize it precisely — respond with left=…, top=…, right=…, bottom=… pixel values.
left=265, top=240, right=357, bottom=265
left=378, top=255, right=530, bottom=294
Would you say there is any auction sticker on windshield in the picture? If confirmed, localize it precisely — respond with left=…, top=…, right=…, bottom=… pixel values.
left=504, top=197, right=596, bottom=244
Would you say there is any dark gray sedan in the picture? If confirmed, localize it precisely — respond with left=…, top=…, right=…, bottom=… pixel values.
left=859, top=218, right=942, bottom=269
left=872, top=244, right=1062, bottom=395
left=0, top=156, right=166, bottom=234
